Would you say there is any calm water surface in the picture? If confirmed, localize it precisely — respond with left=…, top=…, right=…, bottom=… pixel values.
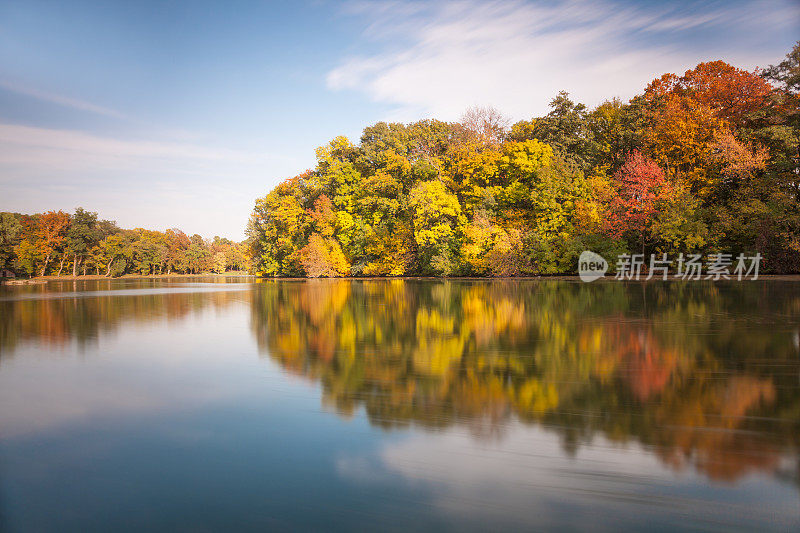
left=1, top=278, right=798, bottom=531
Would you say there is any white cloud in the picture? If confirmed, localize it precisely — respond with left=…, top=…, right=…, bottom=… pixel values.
left=335, top=424, right=800, bottom=529
left=0, top=305, right=257, bottom=439
left=0, top=123, right=298, bottom=238
left=0, top=123, right=260, bottom=173
left=0, top=79, right=128, bottom=119
left=327, top=0, right=800, bottom=121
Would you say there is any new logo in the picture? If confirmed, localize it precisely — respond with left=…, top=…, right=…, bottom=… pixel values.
left=578, top=251, right=608, bottom=282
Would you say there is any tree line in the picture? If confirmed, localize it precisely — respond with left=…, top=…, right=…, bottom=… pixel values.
left=0, top=208, right=249, bottom=278
left=248, top=43, right=800, bottom=276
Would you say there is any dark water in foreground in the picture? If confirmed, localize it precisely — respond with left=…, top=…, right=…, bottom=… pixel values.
left=0, top=277, right=798, bottom=531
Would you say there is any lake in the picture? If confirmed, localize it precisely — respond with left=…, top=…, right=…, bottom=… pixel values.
left=1, top=277, right=798, bottom=531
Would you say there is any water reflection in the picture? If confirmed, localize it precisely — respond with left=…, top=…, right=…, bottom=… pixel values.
left=0, top=279, right=256, bottom=441
left=0, top=278, right=251, bottom=358
left=1, top=278, right=799, bottom=530
left=250, top=280, right=800, bottom=486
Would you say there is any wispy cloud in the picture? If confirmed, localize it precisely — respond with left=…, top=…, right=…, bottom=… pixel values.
left=0, top=123, right=259, bottom=173
left=0, top=80, right=129, bottom=120
left=365, top=425, right=799, bottom=527
left=327, top=0, right=800, bottom=120
left=0, top=123, right=298, bottom=238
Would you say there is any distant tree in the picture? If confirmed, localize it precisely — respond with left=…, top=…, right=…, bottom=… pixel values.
left=0, top=213, right=21, bottom=272
left=99, top=233, right=129, bottom=277
left=761, top=41, right=800, bottom=196
left=460, top=106, right=509, bottom=146
left=186, top=234, right=211, bottom=274
left=65, top=208, right=100, bottom=276
left=213, top=251, right=227, bottom=274
left=165, top=228, right=191, bottom=274
left=14, top=239, right=39, bottom=276
left=31, top=210, right=70, bottom=276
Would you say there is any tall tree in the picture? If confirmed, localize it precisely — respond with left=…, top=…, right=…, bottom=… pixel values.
left=65, top=208, right=100, bottom=277
left=0, top=213, right=21, bottom=272
left=604, top=151, right=670, bottom=253
left=510, top=91, right=598, bottom=169
left=34, top=211, right=70, bottom=276
left=165, top=228, right=191, bottom=274
left=408, top=180, right=462, bottom=275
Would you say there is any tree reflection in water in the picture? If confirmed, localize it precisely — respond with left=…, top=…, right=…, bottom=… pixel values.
left=0, top=279, right=250, bottom=357
left=251, top=279, right=800, bottom=485
left=2, top=279, right=797, bottom=487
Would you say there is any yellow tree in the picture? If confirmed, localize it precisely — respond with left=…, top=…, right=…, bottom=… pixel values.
left=408, top=180, right=463, bottom=275
left=299, top=233, right=350, bottom=277
left=247, top=174, right=310, bottom=276
left=462, top=210, right=531, bottom=276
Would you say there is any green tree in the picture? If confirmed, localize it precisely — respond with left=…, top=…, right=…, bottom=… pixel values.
left=65, top=208, right=100, bottom=277
left=99, top=233, right=129, bottom=277
left=185, top=234, right=211, bottom=274
left=0, top=213, right=21, bottom=272
left=510, top=91, right=598, bottom=169
left=14, top=239, right=39, bottom=276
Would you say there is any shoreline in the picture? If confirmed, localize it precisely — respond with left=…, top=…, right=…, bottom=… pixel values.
left=253, top=274, right=800, bottom=281
left=4, top=273, right=800, bottom=285
left=1, top=272, right=253, bottom=285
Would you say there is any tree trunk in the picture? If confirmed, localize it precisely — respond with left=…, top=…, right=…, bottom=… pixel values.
left=40, top=251, right=51, bottom=277
left=72, top=254, right=78, bottom=277
left=57, top=256, right=65, bottom=276
left=106, top=261, right=112, bottom=277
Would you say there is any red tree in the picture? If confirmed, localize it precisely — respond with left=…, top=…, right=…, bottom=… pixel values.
left=646, top=61, right=772, bottom=126
left=604, top=151, right=669, bottom=250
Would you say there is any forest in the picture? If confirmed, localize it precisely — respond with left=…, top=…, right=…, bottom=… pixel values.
left=0, top=208, right=249, bottom=278
left=248, top=43, right=800, bottom=277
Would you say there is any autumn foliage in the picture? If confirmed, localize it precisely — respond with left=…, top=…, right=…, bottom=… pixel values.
left=244, top=42, right=799, bottom=276
left=0, top=208, right=249, bottom=277
left=604, top=151, right=670, bottom=244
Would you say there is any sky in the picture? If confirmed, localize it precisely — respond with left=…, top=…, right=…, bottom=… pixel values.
left=0, top=0, right=798, bottom=239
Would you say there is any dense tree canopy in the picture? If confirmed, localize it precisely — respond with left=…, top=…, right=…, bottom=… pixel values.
left=0, top=208, right=249, bottom=278
left=249, top=43, right=800, bottom=276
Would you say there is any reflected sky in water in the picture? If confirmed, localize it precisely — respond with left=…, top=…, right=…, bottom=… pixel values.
left=0, top=278, right=798, bottom=531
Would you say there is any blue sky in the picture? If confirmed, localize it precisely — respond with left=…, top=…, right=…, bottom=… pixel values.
left=1, top=0, right=798, bottom=239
